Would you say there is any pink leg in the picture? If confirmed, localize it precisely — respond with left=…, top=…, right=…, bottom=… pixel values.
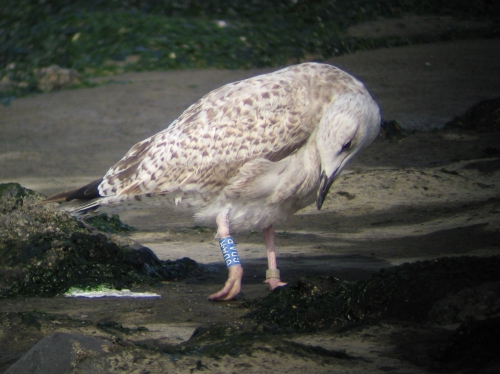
left=263, top=225, right=287, bottom=290
left=208, top=208, right=243, bottom=301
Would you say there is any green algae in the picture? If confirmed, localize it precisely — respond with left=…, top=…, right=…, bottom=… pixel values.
left=3, top=0, right=499, bottom=102
left=0, top=183, right=201, bottom=298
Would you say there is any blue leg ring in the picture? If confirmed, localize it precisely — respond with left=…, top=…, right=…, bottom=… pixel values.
left=219, top=236, right=241, bottom=268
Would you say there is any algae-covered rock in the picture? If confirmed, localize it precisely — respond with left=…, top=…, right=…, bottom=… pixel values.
left=245, top=256, right=500, bottom=331
left=84, top=213, right=136, bottom=233
left=380, top=119, right=411, bottom=140
left=0, top=183, right=201, bottom=298
left=445, top=97, right=500, bottom=132
left=244, top=276, right=357, bottom=330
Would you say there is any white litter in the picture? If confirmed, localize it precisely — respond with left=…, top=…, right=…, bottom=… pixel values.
left=64, top=287, right=160, bottom=298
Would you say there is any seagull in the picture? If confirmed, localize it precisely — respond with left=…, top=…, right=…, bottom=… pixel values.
left=43, top=63, right=381, bottom=301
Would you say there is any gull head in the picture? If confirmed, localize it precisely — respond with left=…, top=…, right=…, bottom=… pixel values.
left=316, top=92, right=381, bottom=210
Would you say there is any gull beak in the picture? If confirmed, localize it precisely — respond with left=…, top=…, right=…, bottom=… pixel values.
left=316, top=169, right=338, bottom=210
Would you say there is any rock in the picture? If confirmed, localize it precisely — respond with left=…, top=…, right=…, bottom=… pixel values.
left=0, top=182, right=43, bottom=214
left=380, top=119, right=408, bottom=139
left=0, top=183, right=202, bottom=297
left=33, top=65, right=83, bottom=92
left=439, top=317, right=500, bottom=373
left=4, top=332, right=112, bottom=374
left=445, top=97, right=500, bottom=132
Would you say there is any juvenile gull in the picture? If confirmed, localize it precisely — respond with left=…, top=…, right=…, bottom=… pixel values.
left=43, top=63, right=381, bottom=301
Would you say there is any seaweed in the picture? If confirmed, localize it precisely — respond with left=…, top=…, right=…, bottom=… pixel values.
left=2, top=0, right=499, bottom=101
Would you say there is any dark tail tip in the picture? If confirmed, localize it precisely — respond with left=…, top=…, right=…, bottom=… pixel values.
left=40, top=178, right=103, bottom=204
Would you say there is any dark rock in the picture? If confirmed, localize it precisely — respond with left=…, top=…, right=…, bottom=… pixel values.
left=445, top=97, right=500, bottom=132
left=5, top=332, right=112, bottom=374
left=380, top=119, right=409, bottom=139
left=439, top=317, right=500, bottom=373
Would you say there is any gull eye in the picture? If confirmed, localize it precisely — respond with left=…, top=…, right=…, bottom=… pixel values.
left=341, top=140, right=352, bottom=152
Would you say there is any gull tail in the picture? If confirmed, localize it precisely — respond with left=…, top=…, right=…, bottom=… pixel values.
left=39, top=178, right=104, bottom=216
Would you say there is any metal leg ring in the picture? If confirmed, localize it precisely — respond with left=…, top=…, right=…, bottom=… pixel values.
left=266, top=268, right=280, bottom=279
